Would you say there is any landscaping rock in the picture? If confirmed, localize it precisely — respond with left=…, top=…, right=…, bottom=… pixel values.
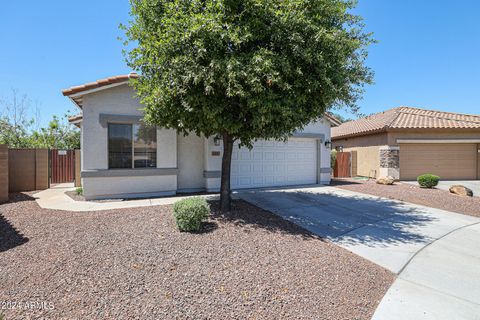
left=376, top=176, right=395, bottom=185
left=0, top=193, right=394, bottom=320
left=332, top=179, right=480, bottom=218
left=449, top=185, right=474, bottom=197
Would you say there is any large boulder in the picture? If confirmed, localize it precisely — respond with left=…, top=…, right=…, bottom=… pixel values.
left=449, top=185, right=473, bottom=197
left=376, top=176, right=395, bottom=185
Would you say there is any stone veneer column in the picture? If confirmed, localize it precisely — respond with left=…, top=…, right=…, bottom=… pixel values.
left=379, top=146, right=400, bottom=179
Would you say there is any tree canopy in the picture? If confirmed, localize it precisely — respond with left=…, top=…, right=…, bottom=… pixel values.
left=123, top=0, right=374, bottom=211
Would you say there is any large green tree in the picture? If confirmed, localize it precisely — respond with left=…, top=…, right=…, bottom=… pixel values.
left=123, top=0, right=373, bottom=212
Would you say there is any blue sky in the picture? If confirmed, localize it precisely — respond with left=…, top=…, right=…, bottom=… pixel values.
left=0, top=1, right=479, bottom=126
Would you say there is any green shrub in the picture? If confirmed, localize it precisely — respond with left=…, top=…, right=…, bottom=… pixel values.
left=173, top=197, right=210, bottom=232
left=330, top=149, right=337, bottom=170
left=417, top=174, right=440, bottom=188
left=76, top=187, right=83, bottom=195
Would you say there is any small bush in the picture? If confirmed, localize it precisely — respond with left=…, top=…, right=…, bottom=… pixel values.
left=76, top=187, right=83, bottom=195
left=417, top=174, right=440, bottom=188
left=173, top=197, right=210, bottom=232
left=330, top=149, right=337, bottom=170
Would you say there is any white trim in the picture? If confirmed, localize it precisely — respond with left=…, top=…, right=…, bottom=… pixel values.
left=69, top=82, right=129, bottom=98
left=379, top=145, right=400, bottom=150
left=397, top=139, right=480, bottom=144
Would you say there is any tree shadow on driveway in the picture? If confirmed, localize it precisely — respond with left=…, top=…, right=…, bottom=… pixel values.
left=236, top=188, right=453, bottom=248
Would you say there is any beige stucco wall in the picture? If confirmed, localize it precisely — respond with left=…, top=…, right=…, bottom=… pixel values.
left=387, top=129, right=480, bottom=146
left=78, top=84, right=333, bottom=197
left=177, top=134, right=205, bottom=192
left=478, top=144, right=480, bottom=179
left=81, top=84, right=177, bottom=199
left=333, top=129, right=480, bottom=180
left=333, top=130, right=480, bottom=149
left=302, top=118, right=333, bottom=183
left=83, top=176, right=177, bottom=199
left=204, top=136, right=223, bottom=192
left=343, top=146, right=381, bottom=178
left=333, top=132, right=388, bottom=148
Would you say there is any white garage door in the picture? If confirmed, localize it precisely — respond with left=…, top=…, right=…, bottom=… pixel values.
left=231, top=138, right=317, bottom=189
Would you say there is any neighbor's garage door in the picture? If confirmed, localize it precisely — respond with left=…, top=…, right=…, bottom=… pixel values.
left=400, top=143, right=477, bottom=180
left=231, top=138, right=317, bottom=189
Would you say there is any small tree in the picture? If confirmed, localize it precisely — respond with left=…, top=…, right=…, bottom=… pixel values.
left=0, top=89, right=36, bottom=147
left=0, top=90, right=80, bottom=149
left=123, top=0, right=373, bottom=212
left=31, top=114, right=81, bottom=150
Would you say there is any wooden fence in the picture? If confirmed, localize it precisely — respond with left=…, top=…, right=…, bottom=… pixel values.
left=0, top=147, right=83, bottom=200
left=50, top=149, right=75, bottom=184
left=8, top=148, right=49, bottom=192
left=0, top=145, right=8, bottom=203
left=333, top=152, right=351, bottom=178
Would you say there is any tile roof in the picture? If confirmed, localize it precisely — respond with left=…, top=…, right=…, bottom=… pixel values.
left=62, top=73, right=342, bottom=127
left=324, top=113, right=342, bottom=127
left=62, top=73, right=138, bottom=96
left=62, top=72, right=138, bottom=108
left=332, top=106, right=480, bottom=139
left=68, top=114, right=83, bottom=122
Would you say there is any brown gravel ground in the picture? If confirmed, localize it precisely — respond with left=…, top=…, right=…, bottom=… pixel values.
left=0, top=193, right=393, bottom=320
left=332, top=179, right=480, bottom=218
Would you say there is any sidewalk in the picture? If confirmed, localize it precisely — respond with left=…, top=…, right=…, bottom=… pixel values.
left=33, top=184, right=218, bottom=212
left=372, top=222, right=480, bottom=320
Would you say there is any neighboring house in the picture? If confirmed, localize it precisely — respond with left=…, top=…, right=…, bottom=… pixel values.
left=63, top=73, right=338, bottom=200
left=332, top=107, right=480, bottom=180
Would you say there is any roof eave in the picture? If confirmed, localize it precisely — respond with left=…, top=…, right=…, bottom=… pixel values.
left=62, top=73, right=139, bottom=108
left=324, top=113, right=342, bottom=127
left=331, top=128, right=388, bottom=140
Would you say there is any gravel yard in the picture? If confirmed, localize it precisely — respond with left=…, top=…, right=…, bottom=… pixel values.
left=0, top=193, right=393, bottom=320
left=333, top=179, right=480, bottom=218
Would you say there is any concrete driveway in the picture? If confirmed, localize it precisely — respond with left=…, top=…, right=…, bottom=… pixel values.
left=237, top=185, right=478, bottom=273
left=372, top=222, right=480, bottom=320
left=237, top=185, right=480, bottom=319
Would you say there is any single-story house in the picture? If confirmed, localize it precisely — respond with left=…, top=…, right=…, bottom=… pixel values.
left=332, top=106, right=480, bottom=180
left=63, top=73, right=339, bottom=200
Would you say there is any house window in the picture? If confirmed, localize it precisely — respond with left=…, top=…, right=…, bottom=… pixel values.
left=108, top=123, right=157, bottom=169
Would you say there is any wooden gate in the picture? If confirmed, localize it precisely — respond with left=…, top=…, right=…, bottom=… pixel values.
left=50, top=150, right=75, bottom=184
left=333, top=152, right=351, bottom=178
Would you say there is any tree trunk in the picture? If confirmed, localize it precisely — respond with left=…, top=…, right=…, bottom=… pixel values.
left=220, top=133, right=234, bottom=213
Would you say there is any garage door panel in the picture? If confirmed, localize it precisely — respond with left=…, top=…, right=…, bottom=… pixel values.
left=400, top=143, right=477, bottom=180
left=252, top=163, right=262, bottom=172
left=264, top=152, right=274, bottom=160
left=276, top=152, right=285, bottom=160
left=253, top=152, right=262, bottom=160
left=264, top=163, right=275, bottom=173
left=287, top=152, right=297, bottom=160
left=264, top=141, right=275, bottom=147
left=232, top=138, right=317, bottom=189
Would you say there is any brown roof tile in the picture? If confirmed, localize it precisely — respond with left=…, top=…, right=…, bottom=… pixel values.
left=324, top=113, right=342, bottom=126
left=68, top=114, right=83, bottom=123
left=332, top=107, right=480, bottom=139
left=62, top=73, right=138, bottom=97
